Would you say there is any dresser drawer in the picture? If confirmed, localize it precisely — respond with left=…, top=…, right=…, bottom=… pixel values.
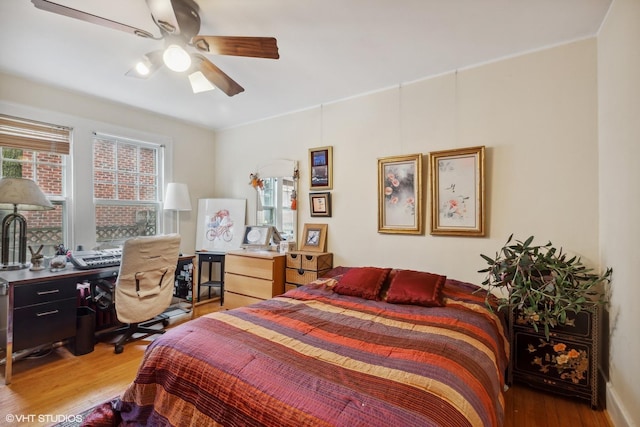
left=513, top=330, right=592, bottom=390
left=286, top=268, right=331, bottom=286
left=514, top=308, right=593, bottom=339
left=225, top=272, right=280, bottom=300
left=13, top=298, right=76, bottom=351
left=14, top=280, right=77, bottom=308
left=286, top=252, right=333, bottom=271
left=224, top=292, right=264, bottom=310
left=226, top=254, right=274, bottom=280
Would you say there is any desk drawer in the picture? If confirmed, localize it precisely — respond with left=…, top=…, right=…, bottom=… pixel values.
left=226, top=255, right=273, bottom=280
left=15, top=280, right=76, bottom=308
left=13, top=298, right=76, bottom=351
left=198, top=253, right=224, bottom=263
left=225, top=273, right=276, bottom=300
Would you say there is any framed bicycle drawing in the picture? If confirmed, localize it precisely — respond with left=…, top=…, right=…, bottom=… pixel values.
left=195, top=198, right=246, bottom=251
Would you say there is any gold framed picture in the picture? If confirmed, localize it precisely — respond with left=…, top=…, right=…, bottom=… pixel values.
left=309, top=192, right=331, bottom=217
left=430, top=145, right=485, bottom=236
left=377, top=153, right=423, bottom=234
left=309, top=146, right=333, bottom=190
left=300, top=223, right=328, bottom=252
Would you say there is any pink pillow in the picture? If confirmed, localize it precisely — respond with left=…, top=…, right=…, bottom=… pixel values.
left=385, top=270, right=446, bottom=307
left=333, top=267, right=391, bottom=300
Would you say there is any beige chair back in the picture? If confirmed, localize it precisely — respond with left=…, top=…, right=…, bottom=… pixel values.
left=114, top=234, right=181, bottom=324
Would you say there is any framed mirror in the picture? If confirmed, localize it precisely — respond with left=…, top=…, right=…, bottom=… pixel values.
left=254, top=160, right=298, bottom=246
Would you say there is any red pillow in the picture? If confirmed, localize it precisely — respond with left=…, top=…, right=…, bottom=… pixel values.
left=333, top=267, right=391, bottom=300
left=385, top=270, right=446, bottom=307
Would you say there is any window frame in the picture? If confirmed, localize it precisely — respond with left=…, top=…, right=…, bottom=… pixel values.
left=0, top=115, right=71, bottom=255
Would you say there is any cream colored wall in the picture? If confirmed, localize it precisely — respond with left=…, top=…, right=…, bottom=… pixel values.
left=214, top=39, right=601, bottom=286
left=0, top=73, right=215, bottom=253
left=598, top=0, right=640, bottom=425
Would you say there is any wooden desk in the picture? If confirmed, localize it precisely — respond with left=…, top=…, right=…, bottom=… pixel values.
left=0, top=265, right=119, bottom=384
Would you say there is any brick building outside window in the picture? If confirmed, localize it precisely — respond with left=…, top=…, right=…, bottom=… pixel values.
left=93, top=134, right=163, bottom=244
left=0, top=115, right=69, bottom=258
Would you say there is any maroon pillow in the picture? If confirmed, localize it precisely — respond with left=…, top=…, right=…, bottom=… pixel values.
left=333, top=267, right=391, bottom=300
left=385, top=270, right=446, bottom=307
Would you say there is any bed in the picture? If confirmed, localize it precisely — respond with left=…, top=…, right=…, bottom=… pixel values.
left=92, top=266, right=509, bottom=426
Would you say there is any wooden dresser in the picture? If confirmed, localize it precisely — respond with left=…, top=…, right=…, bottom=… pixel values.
left=285, top=251, right=333, bottom=292
left=224, top=250, right=285, bottom=309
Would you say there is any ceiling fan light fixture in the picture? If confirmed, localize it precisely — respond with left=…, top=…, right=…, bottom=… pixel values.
left=188, top=71, right=216, bottom=93
left=135, top=60, right=151, bottom=76
left=163, top=44, right=191, bottom=72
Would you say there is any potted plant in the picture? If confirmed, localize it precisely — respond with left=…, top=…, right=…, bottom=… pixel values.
left=479, top=234, right=612, bottom=339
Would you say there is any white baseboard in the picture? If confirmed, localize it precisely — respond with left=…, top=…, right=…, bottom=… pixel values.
left=606, top=382, right=636, bottom=427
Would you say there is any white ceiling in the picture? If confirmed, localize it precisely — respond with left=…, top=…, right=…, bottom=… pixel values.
left=0, top=0, right=611, bottom=131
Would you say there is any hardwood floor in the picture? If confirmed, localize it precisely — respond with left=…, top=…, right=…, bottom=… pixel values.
left=0, top=300, right=612, bottom=427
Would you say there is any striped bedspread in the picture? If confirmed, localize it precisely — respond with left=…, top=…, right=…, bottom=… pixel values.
left=116, top=278, right=509, bottom=426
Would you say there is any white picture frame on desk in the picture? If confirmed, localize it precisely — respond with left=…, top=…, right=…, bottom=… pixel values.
left=241, top=225, right=272, bottom=249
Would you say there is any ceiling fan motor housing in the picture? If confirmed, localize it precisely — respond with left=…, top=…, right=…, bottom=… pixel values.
left=168, top=0, right=201, bottom=41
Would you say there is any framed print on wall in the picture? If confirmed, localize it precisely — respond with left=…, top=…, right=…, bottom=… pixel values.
left=430, top=145, right=485, bottom=237
left=300, top=223, right=328, bottom=252
left=309, top=146, right=333, bottom=190
left=309, top=192, right=331, bottom=217
left=377, top=153, right=423, bottom=234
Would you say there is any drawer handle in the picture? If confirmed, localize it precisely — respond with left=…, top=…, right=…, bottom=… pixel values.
left=298, top=268, right=305, bottom=275
left=305, top=255, right=313, bottom=261
left=36, top=309, right=59, bottom=317
left=37, top=289, right=60, bottom=296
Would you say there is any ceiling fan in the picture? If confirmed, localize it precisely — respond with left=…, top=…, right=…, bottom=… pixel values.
left=31, top=0, right=279, bottom=96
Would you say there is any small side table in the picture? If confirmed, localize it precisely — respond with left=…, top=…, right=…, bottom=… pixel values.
left=197, top=251, right=225, bottom=305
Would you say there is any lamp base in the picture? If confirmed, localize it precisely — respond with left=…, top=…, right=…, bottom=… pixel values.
left=0, top=262, right=30, bottom=271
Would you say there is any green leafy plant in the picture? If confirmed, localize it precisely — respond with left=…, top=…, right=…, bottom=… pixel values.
left=479, top=235, right=612, bottom=339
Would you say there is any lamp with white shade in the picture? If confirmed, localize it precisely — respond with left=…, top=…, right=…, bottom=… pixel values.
left=0, top=177, right=54, bottom=270
left=164, top=183, right=192, bottom=235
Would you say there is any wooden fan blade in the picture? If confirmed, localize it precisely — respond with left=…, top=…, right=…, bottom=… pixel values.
left=31, top=0, right=158, bottom=39
left=192, top=36, right=279, bottom=59
left=193, top=54, right=244, bottom=97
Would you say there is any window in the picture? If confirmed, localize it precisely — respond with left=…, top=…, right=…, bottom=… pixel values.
left=93, top=133, right=163, bottom=244
left=0, top=115, right=70, bottom=257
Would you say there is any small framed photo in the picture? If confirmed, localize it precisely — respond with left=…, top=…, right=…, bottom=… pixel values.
left=430, top=145, right=485, bottom=236
left=309, top=146, right=333, bottom=190
left=309, top=192, right=331, bottom=217
left=300, top=223, right=328, bottom=252
left=241, top=225, right=273, bottom=248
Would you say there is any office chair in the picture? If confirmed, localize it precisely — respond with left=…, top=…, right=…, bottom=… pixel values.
left=99, top=234, right=181, bottom=354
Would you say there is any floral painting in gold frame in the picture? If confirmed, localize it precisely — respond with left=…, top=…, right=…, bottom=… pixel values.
left=300, top=223, right=328, bottom=252
left=430, top=145, right=485, bottom=236
left=377, top=153, right=423, bottom=234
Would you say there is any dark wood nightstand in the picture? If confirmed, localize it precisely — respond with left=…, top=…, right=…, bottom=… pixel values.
left=508, top=304, right=603, bottom=409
